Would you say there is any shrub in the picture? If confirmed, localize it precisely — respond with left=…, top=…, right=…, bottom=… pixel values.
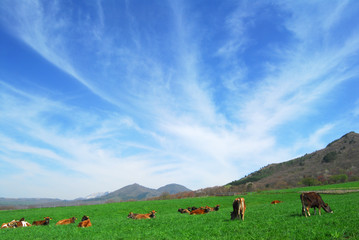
left=299, top=177, right=321, bottom=186
left=329, top=174, right=348, bottom=183
left=322, top=151, right=337, bottom=163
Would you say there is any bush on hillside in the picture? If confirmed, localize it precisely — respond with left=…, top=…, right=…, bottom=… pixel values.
left=329, top=174, right=348, bottom=184
left=299, top=177, right=321, bottom=186
left=322, top=151, right=337, bottom=163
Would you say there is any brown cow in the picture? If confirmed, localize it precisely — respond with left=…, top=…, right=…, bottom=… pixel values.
left=207, top=205, right=220, bottom=211
left=78, top=216, right=92, bottom=227
left=32, top=217, right=52, bottom=226
left=128, top=210, right=156, bottom=219
left=231, top=197, right=246, bottom=221
left=271, top=200, right=282, bottom=204
left=178, top=208, right=190, bottom=213
left=56, top=217, right=77, bottom=225
left=190, top=207, right=211, bottom=215
left=16, top=218, right=31, bottom=227
left=300, top=192, right=333, bottom=217
left=1, top=220, right=17, bottom=228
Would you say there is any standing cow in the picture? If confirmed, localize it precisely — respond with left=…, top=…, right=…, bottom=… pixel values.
left=230, top=197, right=246, bottom=221
left=300, top=192, right=333, bottom=217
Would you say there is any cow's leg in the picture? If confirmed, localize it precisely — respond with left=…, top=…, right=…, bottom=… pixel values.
left=306, top=207, right=311, bottom=217
left=318, top=207, right=321, bottom=216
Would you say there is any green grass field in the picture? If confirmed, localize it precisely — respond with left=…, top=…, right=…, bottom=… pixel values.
left=1, top=182, right=359, bottom=239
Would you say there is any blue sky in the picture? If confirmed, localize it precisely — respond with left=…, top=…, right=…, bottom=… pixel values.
left=0, top=0, right=358, bottom=199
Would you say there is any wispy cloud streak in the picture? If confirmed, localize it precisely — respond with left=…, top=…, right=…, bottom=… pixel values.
left=0, top=0, right=358, bottom=198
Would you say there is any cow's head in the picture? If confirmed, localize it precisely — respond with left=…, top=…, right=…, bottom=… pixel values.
left=81, top=216, right=89, bottom=221
left=323, top=203, right=333, bottom=213
left=127, top=212, right=135, bottom=218
left=149, top=210, right=157, bottom=218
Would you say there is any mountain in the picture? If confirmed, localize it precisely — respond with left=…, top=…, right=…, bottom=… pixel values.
left=229, top=131, right=359, bottom=191
left=0, top=183, right=191, bottom=209
left=157, top=183, right=191, bottom=194
left=96, top=183, right=191, bottom=202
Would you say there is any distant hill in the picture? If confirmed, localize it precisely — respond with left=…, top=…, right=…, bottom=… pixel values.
left=97, top=183, right=191, bottom=202
left=229, top=131, right=359, bottom=191
left=0, top=183, right=191, bottom=209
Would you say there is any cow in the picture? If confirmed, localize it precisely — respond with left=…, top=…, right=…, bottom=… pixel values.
left=231, top=197, right=246, bottom=221
left=1, top=220, right=17, bottom=228
left=128, top=210, right=156, bottom=219
left=300, top=192, right=333, bottom=217
left=207, top=205, right=220, bottom=211
left=190, top=207, right=211, bottom=215
left=178, top=208, right=190, bottom=214
left=78, top=216, right=92, bottom=228
left=16, top=218, right=31, bottom=227
left=271, top=200, right=282, bottom=204
left=56, top=217, right=77, bottom=225
left=32, top=217, right=52, bottom=226
left=187, top=206, right=198, bottom=211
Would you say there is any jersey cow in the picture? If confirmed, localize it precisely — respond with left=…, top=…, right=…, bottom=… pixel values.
left=1, top=218, right=31, bottom=228
left=189, top=207, right=211, bottom=215
left=207, top=205, right=220, bottom=211
left=128, top=210, right=156, bottom=219
left=300, top=192, right=333, bottom=217
left=1, top=220, right=17, bottom=228
left=16, top=218, right=31, bottom=227
left=231, top=197, right=246, bottom=221
left=78, top=216, right=92, bottom=227
left=56, top=217, right=77, bottom=225
left=32, top=217, right=52, bottom=226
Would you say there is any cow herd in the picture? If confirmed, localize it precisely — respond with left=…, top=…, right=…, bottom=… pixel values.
left=1, top=215, right=92, bottom=229
left=1, top=192, right=333, bottom=230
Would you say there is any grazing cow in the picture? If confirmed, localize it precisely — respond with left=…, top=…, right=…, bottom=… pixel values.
left=78, top=216, right=92, bottom=228
left=1, top=220, right=17, bottom=229
left=190, top=207, right=211, bottom=215
left=271, top=200, right=282, bottom=204
left=231, top=197, right=246, bottom=221
left=178, top=208, right=190, bottom=214
left=300, top=192, right=333, bottom=217
left=32, top=217, right=52, bottom=226
left=207, top=205, right=220, bottom=211
left=128, top=210, right=156, bottom=219
left=56, top=217, right=77, bottom=225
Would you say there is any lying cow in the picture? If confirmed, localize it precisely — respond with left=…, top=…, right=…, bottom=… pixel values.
left=300, top=192, right=333, bottom=217
left=271, top=200, right=282, bottom=204
left=56, top=217, right=77, bottom=225
left=128, top=210, right=156, bottom=219
left=178, top=208, right=190, bottom=214
left=16, top=218, right=31, bottom=227
left=32, top=217, right=52, bottom=226
left=1, top=218, right=31, bottom=228
left=190, top=207, right=211, bottom=215
left=207, top=205, right=220, bottom=211
left=187, top=206, right=198, bottom=211
left=78, top=215, right=92, bottom=227
left=1, top=220, right=18, bottom=228
left=231, top=197, right=246, bottom=221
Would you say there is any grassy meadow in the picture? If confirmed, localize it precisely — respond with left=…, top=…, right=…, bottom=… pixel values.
left=1, top=182, right=359, bottom=239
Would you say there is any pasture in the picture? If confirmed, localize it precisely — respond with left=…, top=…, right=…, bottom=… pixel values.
left=1, top=182, right=359, bottom=239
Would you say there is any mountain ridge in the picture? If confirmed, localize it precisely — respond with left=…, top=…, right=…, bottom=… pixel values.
left=228, top=131, right=359, bottom=191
